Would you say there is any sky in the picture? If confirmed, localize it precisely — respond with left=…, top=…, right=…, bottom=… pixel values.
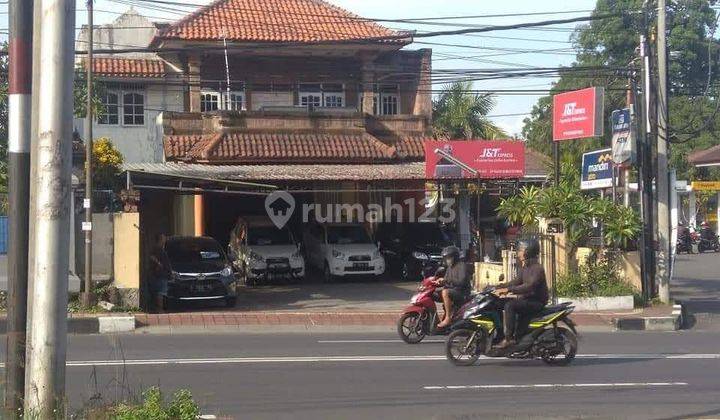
left=0, top=0, right=599, bottom=135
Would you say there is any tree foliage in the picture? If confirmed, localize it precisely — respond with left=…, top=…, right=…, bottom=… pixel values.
left=522, top=0, right=720, bottom=180
left=432, top=81, right=508, bottom=140
left=91, top=138, right=124, bottom=190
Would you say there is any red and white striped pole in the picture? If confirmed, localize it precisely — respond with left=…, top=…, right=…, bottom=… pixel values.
left=4, top=0, right=33, bottom=415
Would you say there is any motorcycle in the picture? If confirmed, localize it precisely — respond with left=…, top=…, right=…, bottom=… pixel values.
left=676, top=234, right=694, bottom=254
left=445, top=287, right=578, bottom=366
left=698, top=229, right=720, bottom=253
left=397, top=274, right=472, bottom=344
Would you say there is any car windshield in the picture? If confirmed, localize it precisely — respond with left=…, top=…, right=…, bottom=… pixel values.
left=165, top=239, right=226, bottom=271
left=249, top=226, right=293, bottom=246
left=406, top=223, right=450, bottom=246
left=327, top=226, right=371, bottom=245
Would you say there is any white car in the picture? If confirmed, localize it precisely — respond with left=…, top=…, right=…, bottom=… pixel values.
left=303, top=223, right=385, bottom=281
left=228, top=217, right=305, bottom=285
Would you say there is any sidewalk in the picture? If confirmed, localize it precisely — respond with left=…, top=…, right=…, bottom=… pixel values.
left=134, top=305, right=678, bottom=332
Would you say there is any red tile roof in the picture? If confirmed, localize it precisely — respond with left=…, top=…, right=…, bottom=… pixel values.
left=164, top=131, right=399, bottom=163
left=688, top=144, right=720, bottom=166
left=88, top=57, right=167, bottom=78
left=154, top=0, right=410, bottom=45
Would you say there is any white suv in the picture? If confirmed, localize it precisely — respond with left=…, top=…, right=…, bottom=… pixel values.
left=302, top=223, right=385, bottom=281
left=228, top=217, right=305, bottom=285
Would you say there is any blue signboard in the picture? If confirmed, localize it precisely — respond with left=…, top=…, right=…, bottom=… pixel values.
left=581, top=148, right=614, bottom=190
left=611, top=108, right=634, bottom=163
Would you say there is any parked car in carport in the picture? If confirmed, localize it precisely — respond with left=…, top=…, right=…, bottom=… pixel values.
left=375, top=222, right=453, bottom=281
left=228, top=216, right=305, bottom=285
left=150, top=236, right=237, bottom=310
left=303, top=222, right=385, bottom=282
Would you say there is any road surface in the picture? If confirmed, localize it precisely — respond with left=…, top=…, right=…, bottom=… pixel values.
left=2, top=330, right=719, bottom=419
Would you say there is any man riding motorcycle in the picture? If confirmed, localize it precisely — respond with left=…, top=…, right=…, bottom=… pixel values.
left=494, top=238, right=548, bottom=349
left=435, top=246, right=472, bottom=329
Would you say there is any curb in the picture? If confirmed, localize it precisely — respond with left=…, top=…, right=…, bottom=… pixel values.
left=613, top=304, right=683, bottom=331
left=0, top=315, right=137, bottom=335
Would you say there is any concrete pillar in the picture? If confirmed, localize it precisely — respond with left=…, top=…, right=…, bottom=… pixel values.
left=414, top=49, right=433, bottom=120
left=194, top=194, right=204, bottom=236
left=360, top=60, right=374, bottom=115
left=688, top=191, right=696, bottom=227
left=188, top=56, right=201, bottom=113
left=717, top=192, right=720, bottom=235
left=457, top=195, right=470, bottom=251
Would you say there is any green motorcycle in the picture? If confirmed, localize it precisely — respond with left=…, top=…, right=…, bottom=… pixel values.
left=445, top=287, right=578, bottom=366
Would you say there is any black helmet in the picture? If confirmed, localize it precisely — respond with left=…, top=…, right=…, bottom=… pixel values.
left=441, top=245, right=461, bottom=260
left=517, top=238, right=540, bottom=259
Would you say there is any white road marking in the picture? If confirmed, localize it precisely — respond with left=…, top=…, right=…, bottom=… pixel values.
left=0, top=353, right=716, bottom=368
left=424, top=382, right=689, bottom=390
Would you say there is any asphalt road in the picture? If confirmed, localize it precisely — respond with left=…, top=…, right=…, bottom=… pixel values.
left=2, top=330, right=719, bottom=419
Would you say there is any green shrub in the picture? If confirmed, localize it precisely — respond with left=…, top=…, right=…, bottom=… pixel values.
left=556, top=257, right=636, bottom=298
left=111, top=387, right=199, bottom=420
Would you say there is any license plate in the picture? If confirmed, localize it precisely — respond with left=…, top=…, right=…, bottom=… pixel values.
left=352, top=263, right=369, bottom=269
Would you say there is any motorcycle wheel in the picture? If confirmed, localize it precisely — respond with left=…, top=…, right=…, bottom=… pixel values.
left=397, top=312, right=426, bottom=344
left=541, top=327, right=577, bottom=366
left=446, top=329, right=483, bottom=366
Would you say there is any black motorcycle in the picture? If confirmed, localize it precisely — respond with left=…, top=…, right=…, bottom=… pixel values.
left=698, top=229, right=720, bottom=253
left=445, top=287, right=578, bottom=366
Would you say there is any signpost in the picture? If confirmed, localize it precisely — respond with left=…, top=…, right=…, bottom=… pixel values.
left=424, top=140, right=526, bottom=179
left=611, top=108, right=634, bottom=164
left=581, top=148, right=614, bottom=190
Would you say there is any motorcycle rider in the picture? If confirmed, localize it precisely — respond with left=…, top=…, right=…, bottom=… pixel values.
left=494, top=238, right=549, bottom=349
left=435, top=246, right=471, bottom=329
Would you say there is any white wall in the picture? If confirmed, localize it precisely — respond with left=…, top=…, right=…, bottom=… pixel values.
left=73, top=83, right=184, bottom=163
left=76, top=9, right=157, bottom=60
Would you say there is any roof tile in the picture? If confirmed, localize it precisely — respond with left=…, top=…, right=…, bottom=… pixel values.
left=88, top=57, right=167, bottom=78
left=155, top=0, right=408, bottom=44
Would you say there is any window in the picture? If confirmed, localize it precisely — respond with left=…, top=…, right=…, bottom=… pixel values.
left=298, top=83, right=345, bottom=109
left=201, top=91, right=220, bottom=112
left=224, top=92, right=245, bottom=111
left=98, top=92, right=119, bottom=125
left=381, top=94, right=398, bottom=115
left=123, top=92, right=145, bottom=125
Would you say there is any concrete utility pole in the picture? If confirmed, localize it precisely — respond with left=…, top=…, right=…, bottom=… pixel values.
left=4, top=0, right=33, bottom=415
left=656, top=0, right=671, bottom=303
left=24, top=0, right=75, bottom=416
left=81, top=0, right=95, bottom=307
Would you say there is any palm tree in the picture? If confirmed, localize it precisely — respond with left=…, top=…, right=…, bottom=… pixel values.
left=432, top=81, right=507, bottom=140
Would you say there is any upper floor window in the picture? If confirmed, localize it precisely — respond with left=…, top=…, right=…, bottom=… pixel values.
left=201, top=91, right=220, bottom=112
left=123, top=92, right=145, bottom=125
left=298, top=83, right=345, bottom=109
left=98, top=92, right=119, bottom=125
left=201, top=90, right=245, bottom=112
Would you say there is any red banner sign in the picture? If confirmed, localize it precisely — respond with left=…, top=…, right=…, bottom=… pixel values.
left=552, top=87, right=604, bottom=141
left=424, top=140, right=526, bottom=179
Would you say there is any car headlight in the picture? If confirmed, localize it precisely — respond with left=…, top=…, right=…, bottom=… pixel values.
left=291, top=249, right=302, bottom=259
left=332, top=249, right=345, bottom=259
left=412, top=251, right=429, bottom=260
left=247, top=251, right=263, bottom=262
left=221, top=265, right=233, bottom=277
left=373, top=249, right=382, bottom=259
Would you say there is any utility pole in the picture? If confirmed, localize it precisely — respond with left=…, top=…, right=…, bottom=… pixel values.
left=81, top=0, right=95, bottom=307
left=24, top=0, right=75, bottom=416
left=639, top=33, right=656, bottom=302
left=4, top=0, right=33, bottom=415
left=656, top=0, right=671, bottom=303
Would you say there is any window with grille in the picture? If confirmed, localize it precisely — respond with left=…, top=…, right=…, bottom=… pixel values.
left=97, top=91, right=119, bottom=125
left=201, top=91, right=220, bottom=112
left=122, top=92, right=145, bottom=125
left=224, top=92, right=245, bottom=111
left=381, top=94, right=399, bottom=115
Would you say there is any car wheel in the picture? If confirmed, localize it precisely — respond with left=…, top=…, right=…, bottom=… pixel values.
left=323, top=262, right=334, bottom=283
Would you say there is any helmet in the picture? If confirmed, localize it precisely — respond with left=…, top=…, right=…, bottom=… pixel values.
left=517, top=238, right=540, bottom=259
left=441, top=245, right=461, bottom=260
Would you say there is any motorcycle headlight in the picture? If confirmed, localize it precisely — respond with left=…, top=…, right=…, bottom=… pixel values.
left=332, top=249, right=345, bottom=259
left=412, top=251, right=429, bottom=260
left=247, top=251, right=263, bottom=262
left=221, top=265, right=233, bottom=277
